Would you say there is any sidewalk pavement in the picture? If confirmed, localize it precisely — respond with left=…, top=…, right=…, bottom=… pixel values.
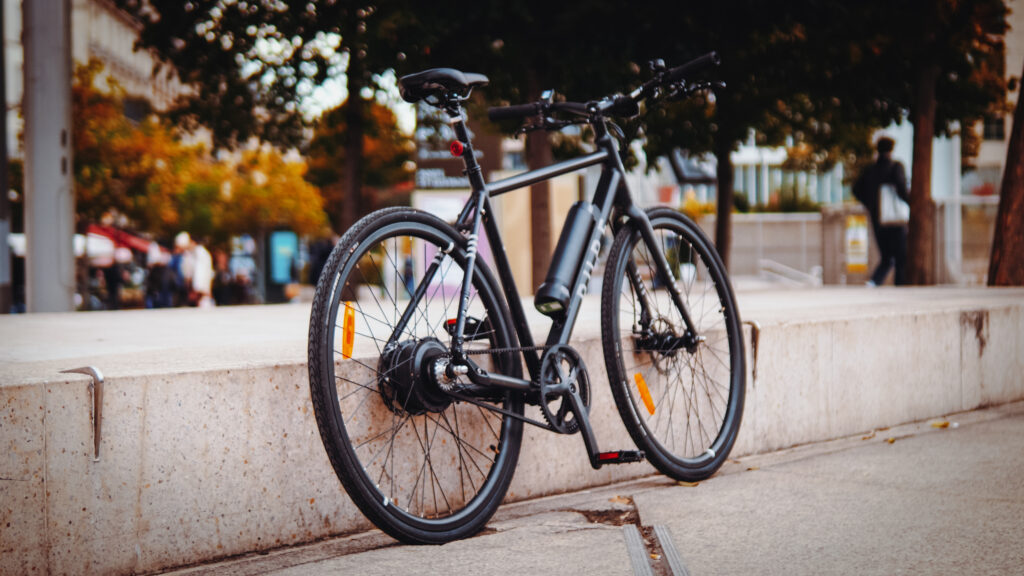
left=161, top=401, right=1024, bottom=576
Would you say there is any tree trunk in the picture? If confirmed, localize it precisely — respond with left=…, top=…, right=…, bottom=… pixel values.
left=907, top=61, right=939, bottom=285
left=343, top=69, right=365, bottom=233
left=988, top=60, right=1024, bottom=286
left=526, top=73, right=552, bottom=292
left=713, top=136, right=735, bottom=270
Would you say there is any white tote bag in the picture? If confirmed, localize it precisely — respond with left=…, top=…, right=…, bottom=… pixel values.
left=879, top=183, right=909, bottom=225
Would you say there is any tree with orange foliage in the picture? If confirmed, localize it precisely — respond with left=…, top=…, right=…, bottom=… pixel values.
left=72, top=59, right=327, bottom=245
left=73, top=59, right=198, bottom=237
left=306, top=101, right=414, bottom=230
left=218, top=148, right=328, bottom=241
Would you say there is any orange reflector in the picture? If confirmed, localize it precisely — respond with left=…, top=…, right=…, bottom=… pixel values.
left=634, top=373, right=656, bottom=415
left=342, top=301, right=355, bottom=359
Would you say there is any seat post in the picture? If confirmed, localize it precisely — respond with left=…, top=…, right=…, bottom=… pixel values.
left=446, top=104, right=486, bottom=192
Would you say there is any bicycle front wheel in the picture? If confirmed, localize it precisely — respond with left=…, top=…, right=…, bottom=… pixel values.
left=308, top=207, right=523, bottom=544
left=601, top=207, right=744, bottom=482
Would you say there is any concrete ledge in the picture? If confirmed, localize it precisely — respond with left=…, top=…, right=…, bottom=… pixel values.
left=2, top=287, right=1023, bottom=575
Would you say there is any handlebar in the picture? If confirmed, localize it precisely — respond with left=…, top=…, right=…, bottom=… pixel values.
left=665, top=52, right=720, bottom=83
left=488, top=102, right=543, bottom=121
left=486, top=52, right=720, bottom=127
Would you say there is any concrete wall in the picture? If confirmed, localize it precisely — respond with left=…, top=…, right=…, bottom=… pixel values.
left=2, top=291, right=1023, bottom=574
left=734, top=304, right=1024, bottom=457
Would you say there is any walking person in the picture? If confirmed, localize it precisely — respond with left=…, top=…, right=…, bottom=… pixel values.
left=853, top=136, right=911, bottom=286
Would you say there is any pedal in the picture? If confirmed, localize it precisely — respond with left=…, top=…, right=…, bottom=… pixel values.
left=596, top=450, right=646, bottom=465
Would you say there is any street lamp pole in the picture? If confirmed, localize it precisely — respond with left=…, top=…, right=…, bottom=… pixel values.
left=23, top=0, right=75, bottom=312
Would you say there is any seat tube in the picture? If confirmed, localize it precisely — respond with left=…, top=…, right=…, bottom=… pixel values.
left=449, top=107, right=487, bottom=361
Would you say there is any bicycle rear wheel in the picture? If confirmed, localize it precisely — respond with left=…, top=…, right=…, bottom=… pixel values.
left=601, top=207, right=744, bottom=481
left=308, top=207, right=523, bottom=544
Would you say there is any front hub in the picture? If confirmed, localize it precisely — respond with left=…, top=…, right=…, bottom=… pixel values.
left=378, top=338, right=453, bottom=415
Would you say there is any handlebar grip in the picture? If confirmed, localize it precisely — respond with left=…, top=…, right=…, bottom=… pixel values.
left=666, top=52, right=720, bottom=83
left=549, top=101, right=589, bottom=115
left=488, top=103, right=542, bottom=121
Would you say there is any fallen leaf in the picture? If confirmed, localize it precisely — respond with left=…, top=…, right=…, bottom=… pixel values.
left=886, top=437, right=896, bottom=444
left=609, top=495, right=631, bottom=505
left=677, top=481, right=700, bottom=487
left=862, top=431, right=876, bottom=440
left=931, top=421, right=950, bottom=429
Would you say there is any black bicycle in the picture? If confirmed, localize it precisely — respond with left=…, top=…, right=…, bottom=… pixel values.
left=308, top=52, right=745, bottom=544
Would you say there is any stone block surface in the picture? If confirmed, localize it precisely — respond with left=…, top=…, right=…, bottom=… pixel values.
left=2, top=288, right=1022, bottom=575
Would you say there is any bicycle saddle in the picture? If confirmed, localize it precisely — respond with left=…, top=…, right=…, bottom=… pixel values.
left=399, top=68, right=488, bottom=104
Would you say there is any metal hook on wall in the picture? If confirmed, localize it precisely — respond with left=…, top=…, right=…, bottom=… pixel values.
left=743, top=320, right=761, bottom=388
left=60, top=366, right=104, bottom=461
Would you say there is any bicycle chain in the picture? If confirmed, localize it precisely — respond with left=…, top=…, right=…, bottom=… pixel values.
left=463, top=345, right=552, bottom=356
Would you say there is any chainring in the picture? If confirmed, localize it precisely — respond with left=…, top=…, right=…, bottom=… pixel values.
left=538, top=344, right=591, bottom=434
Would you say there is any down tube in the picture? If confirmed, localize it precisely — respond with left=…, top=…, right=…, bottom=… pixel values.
left=480, top=196, right=541, bottom=380
left=546, top=166, right=622, bottom=347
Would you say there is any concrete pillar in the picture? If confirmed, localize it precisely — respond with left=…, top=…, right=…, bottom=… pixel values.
left=759, top=159, right=770, bottom=206
left=0, top=0, right=9, bottom=313
left=24, top=0, right=75, bottom=312
left=749, top=163, right=757, bottom=206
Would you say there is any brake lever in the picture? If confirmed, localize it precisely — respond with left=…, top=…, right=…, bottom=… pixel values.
left=607, top=121, right=627, bottom=142
left=514, top=124, right=542, bottom=137
left=667, top=80, right=726, bottom=102
left=689, top=80, right=726, bottom=94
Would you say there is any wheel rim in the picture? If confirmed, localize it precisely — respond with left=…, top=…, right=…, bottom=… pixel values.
left=323, top=222, right=519, bottom=526
left=613, top=218, right=740, bottom=468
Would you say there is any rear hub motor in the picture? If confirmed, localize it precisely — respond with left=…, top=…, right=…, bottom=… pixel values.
left=378, top=338, right=453, bottom=415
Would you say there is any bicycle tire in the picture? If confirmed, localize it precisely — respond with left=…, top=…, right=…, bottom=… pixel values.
left=601, top=207, right=744, bottom=481
left=308, top=207, right=523, bottom=544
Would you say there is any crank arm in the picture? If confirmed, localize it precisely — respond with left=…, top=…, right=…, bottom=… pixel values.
left=446, top=391, right=561, bottom=432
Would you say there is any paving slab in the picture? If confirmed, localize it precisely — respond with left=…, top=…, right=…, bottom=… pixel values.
left=157, top=402, right=1024, bottom=576
left=171, top=511, right=633, bottom=576
left=633, top=402, right=1024, bottom=576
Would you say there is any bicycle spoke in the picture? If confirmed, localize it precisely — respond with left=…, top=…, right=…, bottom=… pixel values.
left=310, top=214, right=522, bottom=533
left=609, top=212, right=741, bottom=473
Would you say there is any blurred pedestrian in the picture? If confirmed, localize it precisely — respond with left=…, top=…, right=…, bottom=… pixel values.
left=170, top=232, right=194, bottom=306
left=212, top=249, right=234, bottom=306
left=102, top=247, right=133, bottom=310
left=853, top=136, right=910, bottom=286
left=146, top=240, right=174, bottom=308
left=308, top=233, right=336, bottom=286
left=181, top=233, right=215, bottom=308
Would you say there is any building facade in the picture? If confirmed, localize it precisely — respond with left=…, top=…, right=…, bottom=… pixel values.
left=4, top=0, right=184, bottom=157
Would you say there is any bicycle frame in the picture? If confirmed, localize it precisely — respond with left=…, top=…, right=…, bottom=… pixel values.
left=388, top=108, right=701, bottom=465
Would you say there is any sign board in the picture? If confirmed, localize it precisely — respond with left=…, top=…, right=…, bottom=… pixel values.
left=845, top=214, right=869, bottom=273
left=269, top=230, right=298, bottom=284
